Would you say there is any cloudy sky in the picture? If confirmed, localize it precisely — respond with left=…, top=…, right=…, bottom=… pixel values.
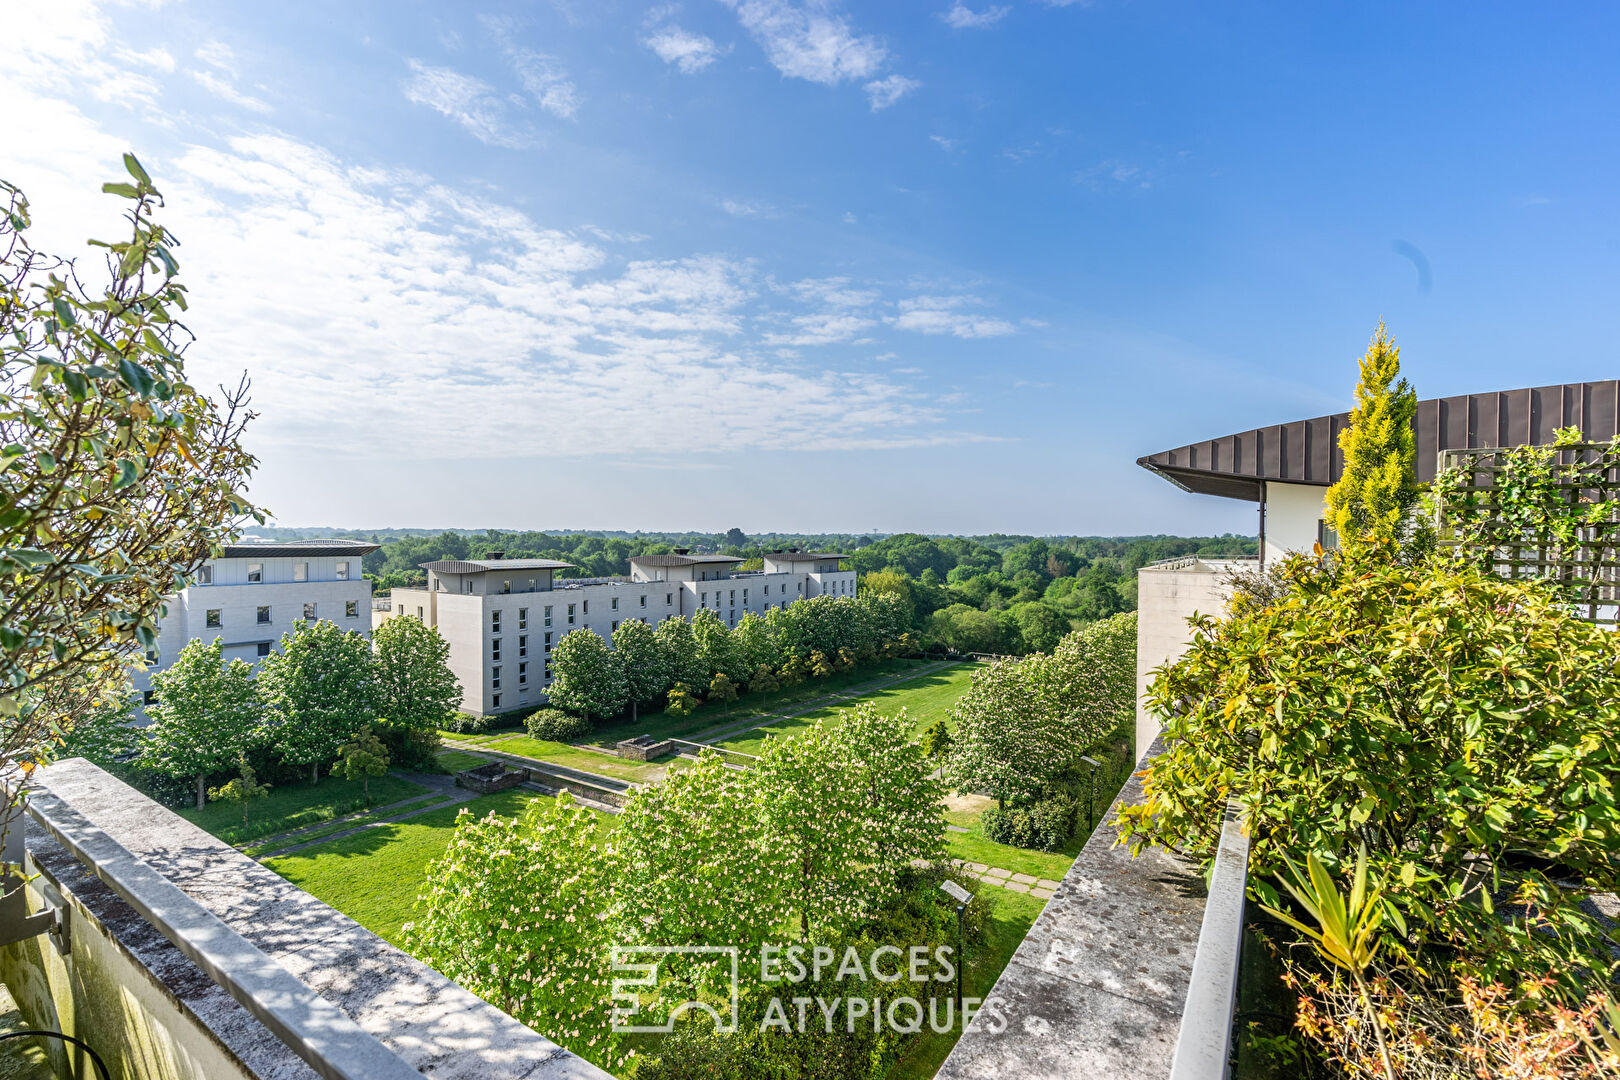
left=5, top=2, right=1617, bottom=535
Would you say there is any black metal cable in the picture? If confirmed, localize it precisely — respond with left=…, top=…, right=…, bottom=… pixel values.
left=0, top=1029, right=112, bottom=1080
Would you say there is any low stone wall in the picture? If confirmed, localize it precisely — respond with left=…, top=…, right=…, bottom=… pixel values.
left=0, top=759, right=614, bottom=1080
left=523, top=768, right=627, bottom=808
left=615, top=737, right=674, bottom=761
left=457, top=762, right=526, bottom=794
left=936, top=739, right=1207, bottom=1080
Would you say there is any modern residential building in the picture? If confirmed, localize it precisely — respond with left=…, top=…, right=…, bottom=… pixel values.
left=132, top=538, right=380, bottom=706
left=1132, top=378, right=1620, bottom=757
left=382, top=549, right=857, bottom=716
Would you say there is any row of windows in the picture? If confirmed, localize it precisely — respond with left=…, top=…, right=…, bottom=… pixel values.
left=205, top=601, right=360, bottom=628
left=196, top=561, right=354, bottom=585
left=489, top=594, right=679, bottom=634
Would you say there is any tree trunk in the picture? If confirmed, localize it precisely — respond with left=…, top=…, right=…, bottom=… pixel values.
left=363, top=774, right=370, bottom=804
left=196, top=774, right=206, bottom=811
left=632, top=699, right=638, bottom=724
left=311, top=761, right=319, bottom=785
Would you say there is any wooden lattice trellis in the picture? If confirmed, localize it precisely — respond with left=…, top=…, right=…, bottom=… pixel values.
left=1433, top=441, right=1620, bottom=623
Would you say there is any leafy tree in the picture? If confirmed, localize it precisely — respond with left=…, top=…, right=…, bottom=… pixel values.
left=730, top=612, right=778, bottom=675
left=54, top=700, right=141, bottom=768
left=708, top=673, right=738, bottom=717
left=858, top=569, right=916, bottom=625
left=1323, top=323, right=1420, bottom=555
left=809, top=650, right=833, bottom=680
left=776, top=654, right=807, bottom=694
left=1025, top=612, right=1137, bottom=747
left=548, top=628, right=628, bottom=722
left=691, top=609, right=738, bottom=682
left=723, top=527, right=749, bottom=548
left=612, top=753, right=779, bottom=946
left=653, top=615, right=705, bottom=690
left=144, top=638, right=259, bottom=808
left=258, top=619, right=375, bottom=784
left=748, top=665, right=780, bottom=704
left=208, top=753, right=270, bottom=826
left=404, top=795, right=626, bottom=1074
left=332, top=724, right=390, bottom=804
left=371, top=615, right=462, bottom=733
left=836, top=704, right=946, bottom=889
left=665, top=682, right=701, bottom=718
left=0, top=160, right=259, bottom=768
left=1008, top=600, right=1069, bottom=654
left=920, top=719, right=952, bottom=759
left=946, top=657, right=1065, bottom=807
left=612, top=618, right=668, bottom=722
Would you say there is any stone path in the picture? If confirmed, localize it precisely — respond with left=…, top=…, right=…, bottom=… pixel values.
left=254, top=780, right=480, bottom=860
left=952, top=860, right=1061, bottom=901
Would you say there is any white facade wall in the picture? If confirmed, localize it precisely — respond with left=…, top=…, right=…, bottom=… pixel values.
left=134, top=554, right=373, bottom=703
left=1263, top=480, right=1329, bottom=564
left=1133, top=560, right=1245, bottom=761
left=388, top=559, right=860, bottom=717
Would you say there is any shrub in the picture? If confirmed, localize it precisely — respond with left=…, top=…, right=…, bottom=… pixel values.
left=983, top=797, right=1075, bottom=852
left=1118, top=553, right=1620, bottom=990
left=525, top=708, right=592, bottom=743
left=444, top=712, right=489, bottom=736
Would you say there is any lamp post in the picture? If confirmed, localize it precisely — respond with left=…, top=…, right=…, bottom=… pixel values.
left=1081, top=755, right=1102, bottom=836
left=939, top=878, right=972, bottom=1020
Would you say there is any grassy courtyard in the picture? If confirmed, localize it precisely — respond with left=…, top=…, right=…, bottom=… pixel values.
left=715, top=662, right=975, bottom=756
left=460, top=734, right=672, bottom=782
left=179, top=772, right=434, bottom=846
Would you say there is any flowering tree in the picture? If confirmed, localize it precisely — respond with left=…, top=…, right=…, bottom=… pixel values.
left=548, top=627, right=627, bottom=722
left=690, top=609, right=738, bottom=682
left=144, top=638, right=259, bottom=808
left=404, top=795, right=626, bottom=1073
left=653, top=615, right=705, bottom=690
left=730, top=613, right=778, bottom=677
left=612, top=618, right=668, bottom=722
left=1026, top=611, right=1137, bottom=750
left=371, top=615, right=461, bottom=733
left=707, top=672, right=738, bottom=717
left=258, top=619, right=375, bottom=784
left=945, top=656, right=1062, bottom=806
left=612, top=753, right=777, bottom=946
left=332, top=725, right=390, bottom=804
left=835, top=704, right=946, bottom=891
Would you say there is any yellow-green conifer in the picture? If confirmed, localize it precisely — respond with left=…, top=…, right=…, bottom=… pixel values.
left=1323, top=324, right=1419, bottom=554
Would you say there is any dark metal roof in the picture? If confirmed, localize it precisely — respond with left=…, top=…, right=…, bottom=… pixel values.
left=220, top=539, right=380, bottom=558
left=764, top=552, right=850, bottom=562
left=420, top=558, right=575, bottom=574
left=629, top=554, right=745, bottom=567
left=1139, top=380, right=1620, bottom=502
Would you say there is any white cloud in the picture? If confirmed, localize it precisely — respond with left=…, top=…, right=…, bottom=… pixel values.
left=191, top=69, right=272, bottom=114
left=893, top=295, right=1016, bottom=339
left=401, top=59, right=528, bottom=147
left=117, top=45, right=175, bottom=73
left=940, top=2, right=1009, bottom=29
left=721, top=197, right=776, bottom=218
left=718, top=0, right=886, bottom=85
left=930, top=134, right=957, bottom=151
left=194, top=39, right=237, bottom=74
left=510, top=50, right=581, bottom=120
left=1076, top=158, right=1151, bottom=190
left=645, top=26, right=728, bottom=73
left=864, top=74, right=919, bottom=111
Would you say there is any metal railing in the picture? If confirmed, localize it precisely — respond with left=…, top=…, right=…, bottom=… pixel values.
left=1167, top=798, right=1252, bottom=1080
left=22, top=788, right=425, bottom=1080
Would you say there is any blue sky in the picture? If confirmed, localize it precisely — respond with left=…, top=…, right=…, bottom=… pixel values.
left=6, top=2, right=1617, bottom=536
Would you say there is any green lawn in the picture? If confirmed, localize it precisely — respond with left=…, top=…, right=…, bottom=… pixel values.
left=886, top=886, right=1046, bottom=1080
left=263, top=790, right=613, bottom=943
left=945, top=827, right=1076, bottom=881
left=241, top=794, right=452, bottom=857
left=179, top=773, right=433, bottom=846
left=477, top=736, right=668, bottom=783
left=583, top=658, right=935, bottom=748
left=716, top=663, right=976, bottom=756
left=435, top=749, right=492, bottom=773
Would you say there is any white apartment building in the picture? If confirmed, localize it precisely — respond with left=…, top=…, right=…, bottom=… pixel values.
left=382, top=549, right=857, bottom=717
left=133, top=539, right=379, bottom=707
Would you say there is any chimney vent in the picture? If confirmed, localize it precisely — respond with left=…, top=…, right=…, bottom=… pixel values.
left=672, top=547, right=689, bottom=555
left=484, top=550, right=505, bottom=560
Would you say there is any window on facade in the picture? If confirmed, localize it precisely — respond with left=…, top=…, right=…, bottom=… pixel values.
left=196, top=565, right=212, bottom=584
left=294, top=562, right=308, bottom=582
left=527, top=577, right=535, bottom=590
left=256, top=642, right=271, bottom=658
left=519, top=608, right=528, bottom=629
left=612, top=620, right=619, bottom=631
left=743, top=589, right=749, bottom=602
left=519, top=662, right=528, bottom=685
left=206, top=609, right=222, bottom=628
left=145, top=645, right=158, bottom=662
left=248, top=563, right=263, bottom=583
left=336, top=561, right=349, bottom=580
left=544, top=605, right=553, bottom=626
left=544, top=631, right=552, bottom=650
left=492, top=666, right=502, bottom=690
left=567, top=604, right=576, bottom=624
left=763, top=584, right=769, bottom=595
left=701, top=592, right=708, bottom=604
left=257, top=606, right=271, bottom=624
left=463, top=580, right=472, bottom=594
left=583, top=600, right=590, bottom=616
left=666, top=593, right=672, bottom=606
left=492, top=611, right=502, bottom=632
left=492, top=639, right=502, bottom=661
left=142, top=690, right=155, bottom=706
left=416, top=606, right=424, bottom=619
left=519, top=635, right=527, bottom=656
left=639, top=595, right=646, bottom=607
left=345, top=600, right=358, bottom=618
left=501, top=580, right=511, bottom=594
left=303, top=602, right=317, bottom=620
left=492, top=694, right=501, bottom=709
left=611, top=596, right=619, bottom=611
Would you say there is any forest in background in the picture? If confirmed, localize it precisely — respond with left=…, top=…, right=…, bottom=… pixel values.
left=255, top=526, right=1256, bottom=657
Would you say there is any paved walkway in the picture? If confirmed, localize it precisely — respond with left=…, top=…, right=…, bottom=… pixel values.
left=253, top=775, right=479, bottom=860
left=952, top=859, right=1061, bottom=901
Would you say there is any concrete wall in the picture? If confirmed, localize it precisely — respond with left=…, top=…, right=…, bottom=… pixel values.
left=1134, top=562, right=1238, bottom=760
left=1262, top=480, right=1327, bottom=564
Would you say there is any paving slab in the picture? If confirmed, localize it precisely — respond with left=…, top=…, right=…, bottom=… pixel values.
left=1011, top=872, right=1037, bottom=884
left=1004, top=881, right=1030, bottom=894
left=985, top=867, right=1012, bottom=879
left=1029, top=887, right=1055, bottom=900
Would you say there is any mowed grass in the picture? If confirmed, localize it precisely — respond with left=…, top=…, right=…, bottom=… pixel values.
left=475, top=735, right=669, bottom=783
left=179, top=772, right=433, bottom=846
left=435, top=749, right=491, bottom=773
left=886, top=886, right=1046, bottom=1080
left=945, top=827, right=1076, bottom=882
left=716, top=663, right=976, bottom=756
left=264, top=791, right=613, bottom=944
left=584, top=658, right=934, bottom=748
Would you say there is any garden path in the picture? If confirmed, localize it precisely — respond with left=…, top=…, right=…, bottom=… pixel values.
left=252, top=779, right=480, bottom=859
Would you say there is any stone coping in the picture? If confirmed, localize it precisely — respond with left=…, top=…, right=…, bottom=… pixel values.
left=25, top=759, right=614, bottom=1080
left=935, top=739, right=1207, bottom=1080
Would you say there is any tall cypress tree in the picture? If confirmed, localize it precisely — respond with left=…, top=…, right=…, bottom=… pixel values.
left=1323, top=323, right=1420, bottom=555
